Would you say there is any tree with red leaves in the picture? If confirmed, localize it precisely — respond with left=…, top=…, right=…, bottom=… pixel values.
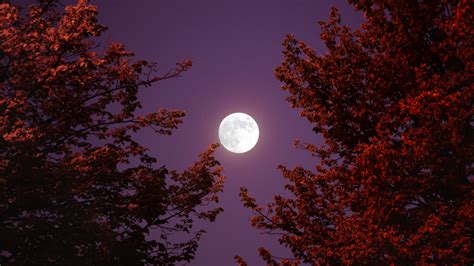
left=0, top=1, right=224, bottom=264
left=239, top=0, right=473, bottom=264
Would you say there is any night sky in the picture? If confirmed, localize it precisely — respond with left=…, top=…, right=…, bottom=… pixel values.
left=94, top=1, right=363, bottom=265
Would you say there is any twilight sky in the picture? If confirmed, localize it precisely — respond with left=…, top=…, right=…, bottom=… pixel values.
left=94, top=1, right=362, bottom=264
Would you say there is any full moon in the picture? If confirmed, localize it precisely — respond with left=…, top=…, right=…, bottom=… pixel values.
left=218, top=113, right=259, bottom=153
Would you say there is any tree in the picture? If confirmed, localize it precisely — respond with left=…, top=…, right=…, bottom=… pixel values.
left=240, top=0, right=473, bottom=264
left=0, top=1, right=224, bottom=264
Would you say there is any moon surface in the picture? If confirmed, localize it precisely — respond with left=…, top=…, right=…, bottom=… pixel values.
left=218, top=113, right=259, bottom=153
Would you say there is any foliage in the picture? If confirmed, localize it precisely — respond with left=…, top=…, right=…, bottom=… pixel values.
left=240, top=0, right=473, bottom=264
left=0, top=1, right=224, bottom=264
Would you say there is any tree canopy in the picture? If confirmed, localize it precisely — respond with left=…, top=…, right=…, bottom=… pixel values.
left=240, top=0, right=473, bottom=264
left=0, top=1, right=224, bottom=264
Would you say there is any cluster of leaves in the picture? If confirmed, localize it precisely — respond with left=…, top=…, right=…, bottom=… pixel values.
left=239, top=0, right=473, bottom=264
left=0, top=0, right=224, bottom=264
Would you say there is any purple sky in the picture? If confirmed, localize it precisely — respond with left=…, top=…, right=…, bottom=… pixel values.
left=94, top=1, right=362, bottom=265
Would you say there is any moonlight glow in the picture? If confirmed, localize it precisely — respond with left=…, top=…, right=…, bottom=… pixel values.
left=218, top=113, right=259, bottom=153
